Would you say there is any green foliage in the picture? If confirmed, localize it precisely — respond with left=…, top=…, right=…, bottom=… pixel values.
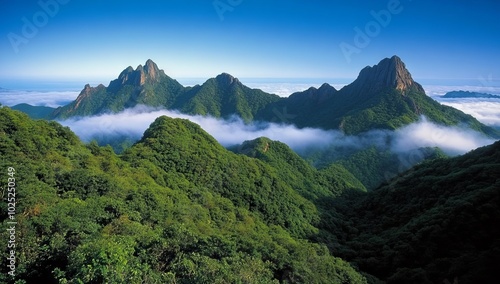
left=232, top=137, right=366, bottom=199
left=322, top=141, right=500, bottom=283
left=51, top=69, right=281, bottom=123
left=3, top=104, right=498, bottom=284
left=10, top=104, right=55, bottom=119
left=0, top=107, right=367, bottom=283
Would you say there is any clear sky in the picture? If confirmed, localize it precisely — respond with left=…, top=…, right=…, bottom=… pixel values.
left=0, top=0, right=499, bottom=83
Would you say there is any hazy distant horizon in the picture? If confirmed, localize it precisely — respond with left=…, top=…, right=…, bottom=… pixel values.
left=2, top=76, right=500, bottom=94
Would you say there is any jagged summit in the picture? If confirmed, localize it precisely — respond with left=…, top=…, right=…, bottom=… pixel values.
left=343, top=55, right=424, bottom=95
left=144, top=59, right=160, bottom=80
left=110, top=59, right=164, bottom=89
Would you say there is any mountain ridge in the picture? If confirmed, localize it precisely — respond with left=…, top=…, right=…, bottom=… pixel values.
left=442, top=90, right=500, bottom=99
left=48, top=57, right=500, bottom=138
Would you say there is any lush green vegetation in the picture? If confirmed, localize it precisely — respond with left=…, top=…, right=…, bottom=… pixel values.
left=320, top=140, right=500, bottom=283
left=4, top=56, right=500, bottom=283
left=230, top=137, right=366, bottom=200
left=301, top=144, right=447, bottom=190
left=0, top=107, right=367, bottom=283
left=10, top=104, right=55, bottom=119
left=51, top=64, right=281, bottom=122
left=1, top=106, right=499, bottom=283
left=256, top=85, right=499, bottom=137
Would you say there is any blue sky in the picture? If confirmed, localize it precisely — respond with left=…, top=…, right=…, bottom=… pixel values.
left=1, top=0, right=499, bottom=83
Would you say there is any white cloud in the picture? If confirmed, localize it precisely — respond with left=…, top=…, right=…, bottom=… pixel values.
left=432, top=97, right=500, bottom=127
left=58, top=105, right=338, bottom=149
left=391, top=117, right=496, bottom=155
left=58, top=106, right=497, bottom=156
left=0, top=90, right=79, bottom=107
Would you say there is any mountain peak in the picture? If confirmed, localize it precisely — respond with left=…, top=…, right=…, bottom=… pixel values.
left=215, top=73, right=240, bottom=86
left=111, top=60, right=163, bottom=88
left=144, top=59, right=160, bottom=80
left=348, top=55, right=424, bottom=94
left=318, top=83, right=337, bottom=93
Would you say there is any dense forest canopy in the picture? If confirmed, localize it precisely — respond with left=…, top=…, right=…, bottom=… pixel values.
left=1, top=105, right=499, bottom=283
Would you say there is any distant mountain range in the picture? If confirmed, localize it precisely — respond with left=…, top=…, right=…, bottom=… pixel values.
left=43, top=56, right=499, bottom=138
left=443, top=90, right=500, bottom=99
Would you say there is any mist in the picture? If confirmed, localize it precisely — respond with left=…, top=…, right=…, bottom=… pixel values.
left=58, top=106, right=497, bottom=156
left=58, top=105, right=341, bottom=150
left=391, top=117, right=496, bottom=155
left=0, top=90, right=78, bottom=107
left=433, top=98, right=500, bottom=127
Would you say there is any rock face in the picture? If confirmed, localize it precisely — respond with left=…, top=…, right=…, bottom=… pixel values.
left=215, top=72, right=240, bottom=86
left=73, top=84, right=106, bottom=110
left=343, top=55, right=424, bottom=95
left=109, top=59, right=163, bottom=90
left=144, top=59, right=160, bottom=81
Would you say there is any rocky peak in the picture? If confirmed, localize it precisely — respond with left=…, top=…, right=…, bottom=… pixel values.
left=144, top=59, right=160, bottom=80
left=72, top=84, right=105, bottom=110
left=117, top=66, right=134, bottom=81
left=111, top=60, right=163, bottom=88
left=83, top=83, right=92, bottom=91
left=215, top=73, right=240, bottom=86
left=346, top=55, right=424, bottom=95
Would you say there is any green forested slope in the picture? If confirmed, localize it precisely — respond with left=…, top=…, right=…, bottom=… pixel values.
left=10, top=104, right=55, bottom=119
left=50, top=61, right=281, bottom=122
left=176, top=74, right=282, bottom=122
left=0, top=106, right=367, bottom=283
left=231, top=137, right=366, bottom=200
left=323, top=141, right=500, bottom=283
left=1, top=105, right=499, bottom=283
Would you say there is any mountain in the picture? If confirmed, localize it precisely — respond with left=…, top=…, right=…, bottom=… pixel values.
left=443, top=90, right=500, bottom=99
left=0, top=106, right=368, bottom=283
left=230, top=137, right=366, bottom=200
left=50, top=57, right=499, bottom=138
left=257, top=56, right=499, bottom=136
left=322, top=140, right=500, bottom=283
left=176, top=73, right=281, bottom=122
left=10, top=103, right=56, bottom=119
left=2, top=103, right=499, bottom=283
left=51, top=60, right=185, bottom=118
left=51, top=60, right=280, bottom=121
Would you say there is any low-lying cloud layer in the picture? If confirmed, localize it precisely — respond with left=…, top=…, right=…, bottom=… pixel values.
left=58, top=105, right=338, bottom=150
left=433, top=97, right=500, bottom=127
left=0, top=90, right=78, bottom=107
left=392, top=117, right=496, bottom=155
left=59, top=106, right=496, bottom=156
